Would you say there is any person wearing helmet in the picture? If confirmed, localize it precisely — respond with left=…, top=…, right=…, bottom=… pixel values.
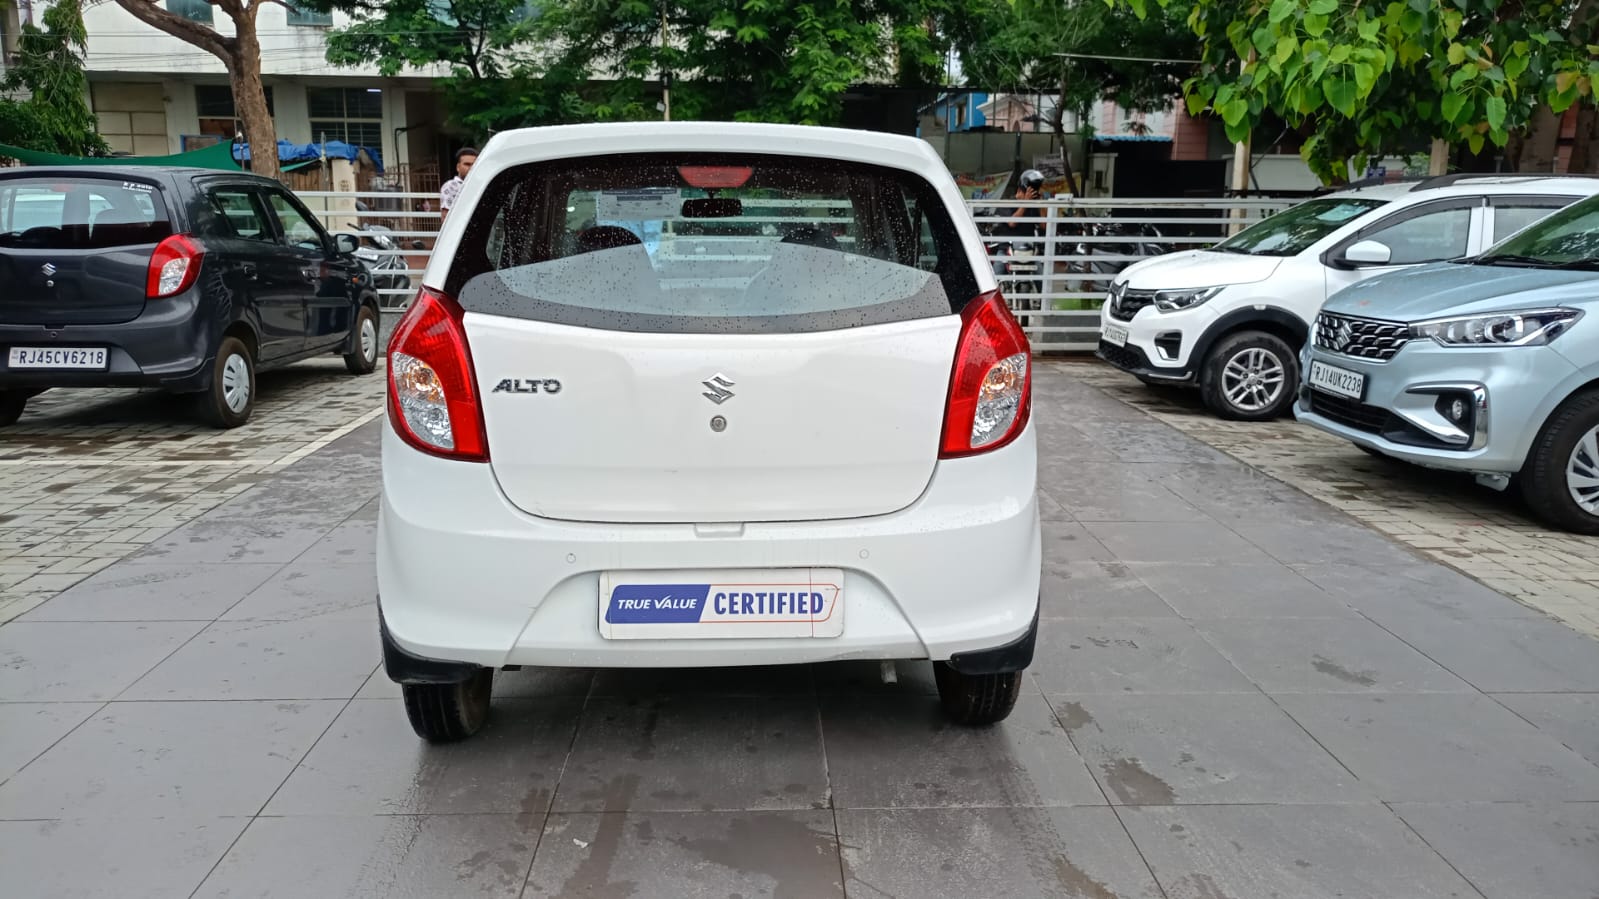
left=994, top=169, right=1047, bottom=239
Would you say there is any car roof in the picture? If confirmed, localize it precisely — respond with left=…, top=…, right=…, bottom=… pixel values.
left=476, top=121, right=947, bottom=169
left=0, top=166, right=276, bottom=186
left=1324, top=174, right=1599, bottom=203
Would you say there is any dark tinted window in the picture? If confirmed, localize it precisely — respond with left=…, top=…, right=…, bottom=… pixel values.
left=450, top=153, right=979, bottom=335
left=263, top=191, right=326, bottom=249
left=0, top=178, right=172, bottom=249
left=208, top=189, right=274, bottom=242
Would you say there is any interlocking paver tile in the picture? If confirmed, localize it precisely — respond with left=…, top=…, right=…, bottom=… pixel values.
left=0, top=360, right=385, bottom=623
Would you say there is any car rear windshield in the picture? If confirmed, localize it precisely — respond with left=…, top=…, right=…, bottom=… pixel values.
left=447, top=153, right=980, bottom=334
left=1214, top=197, right=1387, bottom=257
left=0, top=177, right=172, bottom=250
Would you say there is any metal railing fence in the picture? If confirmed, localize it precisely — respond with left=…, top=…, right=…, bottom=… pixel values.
left=297, top=191, right=1295, bottom=351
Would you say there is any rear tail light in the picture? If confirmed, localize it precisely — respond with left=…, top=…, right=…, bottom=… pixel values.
left=386, top=287, right=488, bottom=461
left=940, top=290, right=1032, bottom=458
left=147, top=234, right=204, bottom=298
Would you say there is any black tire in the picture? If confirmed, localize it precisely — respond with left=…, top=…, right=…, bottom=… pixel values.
left=0, top=387, right=25, bottom=425
left=0, top=390, right=26, bottom=427
left=344, top=304, right=380, bottom=375
left=401, top=668, right=494, bottom=743
left=1517, top=389, right=1599, bottom=535
left=1200, top=330, right=1299, bottom=421
left=197, top=336, right=255, bottom=429
left=934, top=663, right=1023, bottom=726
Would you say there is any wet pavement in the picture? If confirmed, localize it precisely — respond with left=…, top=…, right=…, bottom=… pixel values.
left=3, top=365, right=1599, bottom=898
left=1066, top=362, right=1599, bottom=638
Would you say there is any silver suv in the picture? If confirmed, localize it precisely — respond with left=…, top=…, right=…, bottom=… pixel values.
left=1296, top=192, right=1599, bottom=534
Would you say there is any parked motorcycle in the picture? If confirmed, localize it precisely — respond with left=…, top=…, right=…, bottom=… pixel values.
left=352, top=223, right=423, bottom=294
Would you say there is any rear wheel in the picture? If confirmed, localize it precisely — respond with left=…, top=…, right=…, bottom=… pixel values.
left=197, top=336, right=254, bottom=429
left=934, top=663, right=1023, bottom=726
left=401, top=669, right=494, bottom=743
left=1518, top=389, right=1599, bottom=535
left=344, top=305, right=379, bottom=375
left=0, top=390, right=26, bottom=427
left=1200, top=330, right=1298, bottom=421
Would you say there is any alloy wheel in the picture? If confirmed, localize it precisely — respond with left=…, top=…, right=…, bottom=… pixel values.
left=1221, top=347, right=1286, bottom=413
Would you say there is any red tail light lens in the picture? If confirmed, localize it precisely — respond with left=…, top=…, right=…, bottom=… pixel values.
left=940, top=290, right=1032, bottom=458
left=386, top=287, right=488, bottom=462
left=147, top=234, right=204, bottom=298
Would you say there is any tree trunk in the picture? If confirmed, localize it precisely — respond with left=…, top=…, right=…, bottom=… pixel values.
left=111, top=1, right=277, bottom=178
left=1049, top=77, right=1080, bottom=197
left=1570, top=101, right=1598, bottom=174
left=1514, top=104, right=1561, bottom=173
left=228, top=22, right=278, bottom=181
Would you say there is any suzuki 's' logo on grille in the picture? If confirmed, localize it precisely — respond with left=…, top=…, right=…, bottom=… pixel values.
left=40, top=263, right=57, bottom=277
left=1330, top=319, right=1354, bottom=352
left=701, top=374, right=736, bottom=405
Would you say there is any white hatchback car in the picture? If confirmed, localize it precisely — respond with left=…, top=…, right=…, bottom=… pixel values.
left=378, top=123, right=1042, bottom=741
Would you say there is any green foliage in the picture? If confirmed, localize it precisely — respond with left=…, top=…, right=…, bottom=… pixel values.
left=530, top=0, right=987, bottom=125
left=1112, top=0, right=1599, bottom=182
left=322, top=0, right=596, bottom=137
left=0, top=0, right=108, bottom=155
left=957, top=0, right=1201, bottom=118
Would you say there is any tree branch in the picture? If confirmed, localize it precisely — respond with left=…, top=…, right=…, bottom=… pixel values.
left=111, top=0, right=236, bottom=61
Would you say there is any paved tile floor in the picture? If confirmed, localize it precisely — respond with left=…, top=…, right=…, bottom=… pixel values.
left=0, top=360, right=385, bottom=622
left=3, top=366, right=1599, bottom=898
left=1059, top=362, right=1599, bottom=638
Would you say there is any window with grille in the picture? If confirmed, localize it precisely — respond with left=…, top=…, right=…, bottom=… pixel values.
left=306, top=88, right=383, bottom=149
left=286, top=4, right=333, bottom=26
left=166, top=0, right=212, bottom=24
left=193, top=85, right=277, bottom=145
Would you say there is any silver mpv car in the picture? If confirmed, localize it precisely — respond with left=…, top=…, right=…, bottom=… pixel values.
left=1296, top=193, right=1599, bottom=534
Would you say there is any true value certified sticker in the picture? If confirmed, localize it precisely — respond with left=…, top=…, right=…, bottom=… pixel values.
left=598, top=569, right=844, bottom=640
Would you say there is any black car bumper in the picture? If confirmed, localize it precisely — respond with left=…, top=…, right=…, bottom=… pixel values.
left=0, top=292, right=214, bottom=393
left=1095, top=340, right=1196, bottom=384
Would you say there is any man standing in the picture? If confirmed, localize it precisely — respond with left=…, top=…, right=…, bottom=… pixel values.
left=438, top=147, right=478, bottom=226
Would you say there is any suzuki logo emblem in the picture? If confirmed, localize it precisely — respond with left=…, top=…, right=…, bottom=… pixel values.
left=701, top=373, right=736, bottom=405
left=40, top=263, right=57, bottom=277
left=1331, top=319, right=1354, bottom=352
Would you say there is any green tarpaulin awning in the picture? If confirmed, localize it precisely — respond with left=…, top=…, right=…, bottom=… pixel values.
left=0, top=140, right=241, bottom=170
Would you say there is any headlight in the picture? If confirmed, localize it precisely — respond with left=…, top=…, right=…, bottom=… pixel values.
left=1410, top=308, right=1583, bottom=347
left=1154, top=286, right=1224, bottom=312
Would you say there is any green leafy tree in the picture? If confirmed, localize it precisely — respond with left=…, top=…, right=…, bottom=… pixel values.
left=0, top=0, right=108, bottom=155
left=320, top=0, right=608, bottom=137
left=1112, top=0, right=1599, bottom=181
left=530, top=0, right=984, bottom=125
left=956, top=0, right=1201, bottom=192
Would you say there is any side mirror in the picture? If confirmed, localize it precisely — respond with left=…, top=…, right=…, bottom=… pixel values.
left=1342, top=239, right=1392, bottom=267
left=334, top=233, right=360, bottom=256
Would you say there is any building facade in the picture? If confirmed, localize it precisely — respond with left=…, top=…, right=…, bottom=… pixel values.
left=22, top=1, right=455, bottom=184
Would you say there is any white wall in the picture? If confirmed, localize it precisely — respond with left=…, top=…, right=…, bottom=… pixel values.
left=62, top=1, right=446, bottom=79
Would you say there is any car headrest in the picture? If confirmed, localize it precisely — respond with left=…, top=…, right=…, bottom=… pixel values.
left=780, top=226, right=840, bottom=251
left=574, top=225, right=644, bottom=255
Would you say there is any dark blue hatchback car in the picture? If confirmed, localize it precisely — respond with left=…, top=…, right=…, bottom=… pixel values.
left=0, top=167, right=381, bottom=427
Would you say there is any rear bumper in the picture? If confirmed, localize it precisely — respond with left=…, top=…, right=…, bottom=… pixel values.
left=377, top=419, right=1042, bottom=671
left=0, top=291, right=214, bottom=392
